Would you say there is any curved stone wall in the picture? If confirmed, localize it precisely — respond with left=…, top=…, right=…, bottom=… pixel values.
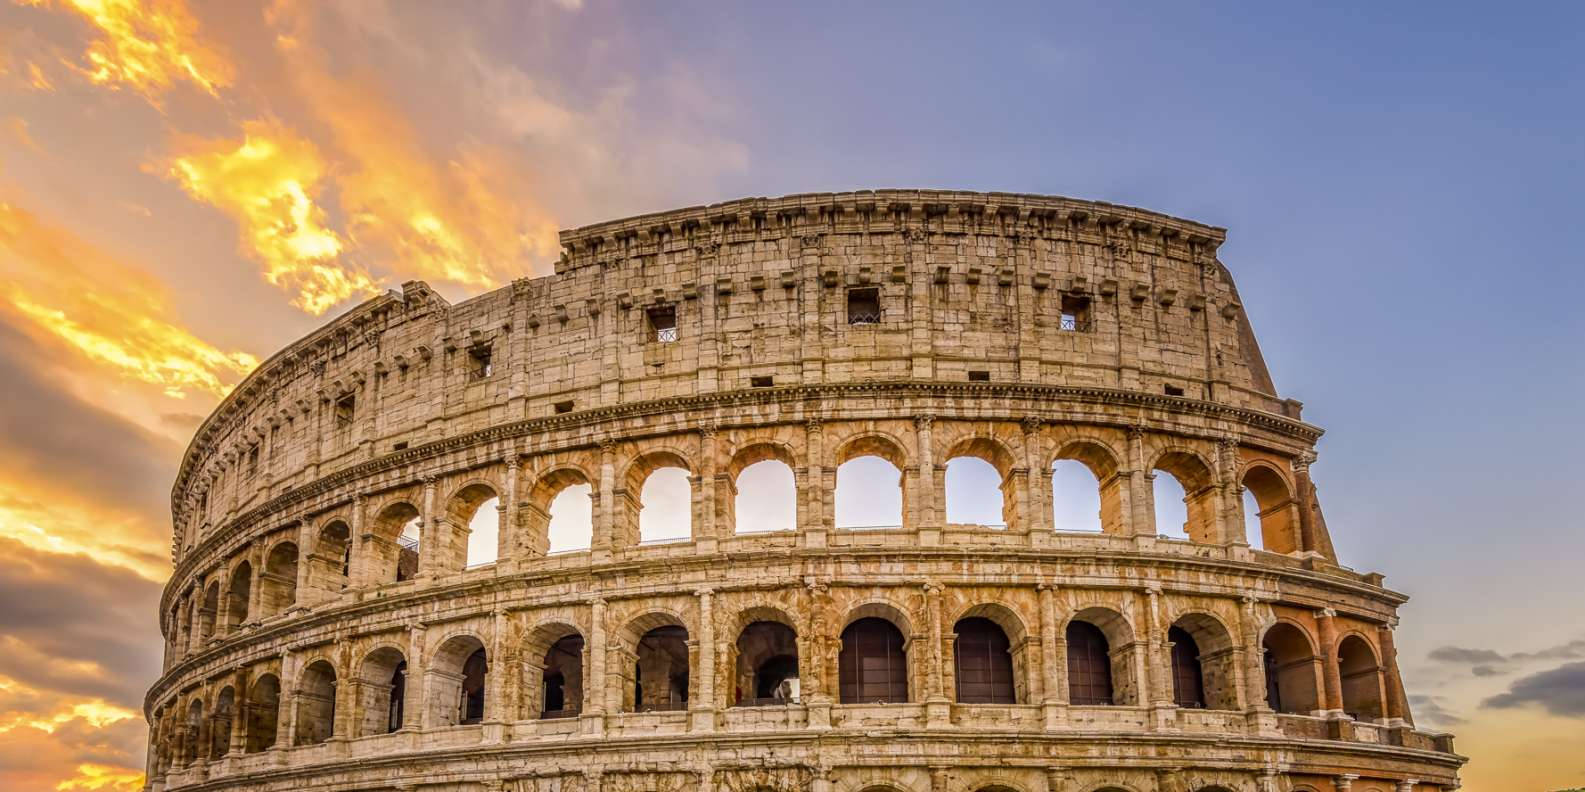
left=144, top=191, right=1462, bottom=792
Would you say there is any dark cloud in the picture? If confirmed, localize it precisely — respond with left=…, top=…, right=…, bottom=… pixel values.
left=1408, top=694, right=1465, bottom=727
left=1513, top=639, right=1585, bottom=662
left=1428, top=646, right=1507, bottom=665
left=1471, top=665, right=1503, bottom=677
left=0, top=313, right=183, bottom=526
left=1483, top=661, right=1585, bottom=717
left=0, top=537, right=164, bottom=706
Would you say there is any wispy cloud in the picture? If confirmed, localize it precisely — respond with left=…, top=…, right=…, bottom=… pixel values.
left=162, top=120, right=381, bottom=315
left=24, top=0, right=231, bottom=102
left=1483, top=661, right=1585, bottom=718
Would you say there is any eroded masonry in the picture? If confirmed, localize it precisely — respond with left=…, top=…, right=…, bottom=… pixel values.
left=145, top=190, right=1463, bottom=792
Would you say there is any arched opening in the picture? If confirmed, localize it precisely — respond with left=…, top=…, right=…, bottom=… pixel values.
left=1065, top=620, right=1114, bottom=705
left=244, top=675, right=279, bottom=752
left=944, top=457, right=1006, bottom=527
left=184, top=700, right=203, bottom=764
left=1243, top=464, right=1298, bottom=554
left=225, top=563, right=251, bottom=631
left=199, top=583, right=219, bottom=640
left=428, top=635, right=487, bottom=727
left=734, top=620, right=799, bottom=706
left=834, top=435, right=909, bottom=530
left=541, top=634, right=584, bottom=718
left=355, top=647, right=407, bottom=736
left=631, top=625, right=690, bottom=712
left=310, top=520, right=352, bottom=595
left=368, top=502, right=421, bottom=584
left=1153, top=451, right=1218, bottom=543
left=260, top=542, right=298, bottom=617
left=730, top=452, right=797, bottom=534
left=525, top=467, right=594, bottom=555
left=445, top=482, right=500, bottom=570
left=638, top=468, right=692, bottom=543
left=1242, top=488, right=1264, bottom=551
left=210, top=687, right=233, bottom=758
left=1263, top=622, right=1321, bottom=715
left=1170, top=614, right=1240, bottom=710
left=953, top=617, right=1015, bottom=704
left=1338, top=635, right=1385, bottom=721
left=839, top=617, right=908, bottom=703
left=1050, top=460, right=1103, bottom=533
left=1152, top=471, right=1190, bottom=540
left=1052, top=441, right=1124, bottom=534
left=293, top=660, right=336, bottom=746
left=1169, top=626, right=1205, bottom=708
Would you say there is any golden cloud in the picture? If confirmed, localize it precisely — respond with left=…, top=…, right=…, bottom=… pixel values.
left=53, top=764, right=144, bottom=792
left=27, top=0, right=231, bottom=101
left=0, top=201, right=258, bottom=398
left=164, top=120, right=381, bottom=315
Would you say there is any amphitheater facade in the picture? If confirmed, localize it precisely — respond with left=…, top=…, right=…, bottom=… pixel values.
left=145, top=190, right=1463, bottom=792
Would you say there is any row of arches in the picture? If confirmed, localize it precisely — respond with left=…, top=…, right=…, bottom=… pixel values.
left=154, top=600, right=1390, bottom=775
left=171, top=436, right=1307, bottom=658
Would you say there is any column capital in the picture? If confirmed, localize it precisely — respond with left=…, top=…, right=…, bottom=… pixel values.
left=805, top=418, right=822, bottom=434
left=699, top=423, right=719, bottom=440
left=914, top=414, right=935, bottom=430
left=1021, top=415, right=1043, bottom=435
left=1316, top=607, right=1338, bottom=620
left=421, top=474, right=438, bottom=488
left=504, top=455, right=520, bottom=471
left=599, top=437, right=617, bottom=453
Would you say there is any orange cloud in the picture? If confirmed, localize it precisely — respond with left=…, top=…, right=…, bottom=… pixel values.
left=53, top=764, right=144, bottom=792
left=0, top=201, right=258, bottom=398
left=26, top=0, right=231, bottom=101
left=163, top=120, right=381, bottom=315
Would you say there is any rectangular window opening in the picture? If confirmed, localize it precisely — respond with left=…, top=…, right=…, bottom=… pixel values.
left=393, top=441, right=409, bottom=452
left=847, top=288, right=881, bottom=325
left=750, top=375, right=774, bottom=388
left=648, top=305, right=678, bottom=343
left=1059, top=294, right=1091, bottom=332
left=967, top=370, right=990, bottom=382
left=334, top=394, right=355, bottom=427
left=553, top=400, right=575, bottom=414
left=246, top=445, right=260, bottom=476
left=468, top=345, right=493, bottom=380
left=1163, top=384, right=1185, bottom=397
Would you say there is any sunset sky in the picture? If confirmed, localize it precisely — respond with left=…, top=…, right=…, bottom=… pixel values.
left=0, top=2, right=1582, bottom=790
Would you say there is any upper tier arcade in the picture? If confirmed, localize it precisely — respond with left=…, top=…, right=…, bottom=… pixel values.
left=169, top=189, right=1302, bottom=568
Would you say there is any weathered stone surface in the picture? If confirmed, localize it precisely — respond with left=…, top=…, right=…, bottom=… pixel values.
left=144, top=191, right=1461, bottom=792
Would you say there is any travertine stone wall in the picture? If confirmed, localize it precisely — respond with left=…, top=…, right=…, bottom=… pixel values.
left=145, top=191, right=1460, bottom=792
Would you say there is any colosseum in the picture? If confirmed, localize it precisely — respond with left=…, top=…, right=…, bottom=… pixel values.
left=144, top=190, right=1463, bottom=792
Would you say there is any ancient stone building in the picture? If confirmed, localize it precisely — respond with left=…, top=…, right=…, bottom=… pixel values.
left=144, top=190, right=1463, bottom=792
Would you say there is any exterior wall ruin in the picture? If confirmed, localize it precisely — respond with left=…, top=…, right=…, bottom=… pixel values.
left=144, top=191, right=1461, bottom=792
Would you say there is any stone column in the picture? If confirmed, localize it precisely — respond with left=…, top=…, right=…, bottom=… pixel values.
left=1145, top=586, right=1176, bottom=728
left=1292, top=451, right=1318, bottom=554
left=801, top=420, right=828, bottom=548
left=1038, top=583, right=1065, bottom=728
left=418, top=476, right=440, bottom=579
left=1316, top=608, right=1344, bottom=716
left=924, top=583, right=950, bottom=727
left=583, top=597, right=608, bottom=735
left=697, top=428, right=718, bottom=549
left=1334, top=775, right=1357, bottom=792
left=245, top=541, right=265, bottom=625
left=349, top=494, right=367, bottom=588
left=1378, top=620, right=1411, bottom=724
left=692, top=588, right=716, bottom=731
left=1044, top=767, right=1073, bottom=792
left=228, top=666, right=248, bottom=755
left=914, top=415, right=938, bottom=543
left=1126, top=428, right=1151, bottom=538
left=1395, top=781, right=1418, bottom=792
left=1021, top=416, right=1049, bottom=536
left=592, top=440, right=617, bottom=561
left=500, top=456, right=520, bottom=569
left=275, top=649, right=294, bottom=749
left=293, top=519, right=313, bottom=608
left=1217, top=438, right=1248, bottom=548
left=404, top=623, right=425, bottom=730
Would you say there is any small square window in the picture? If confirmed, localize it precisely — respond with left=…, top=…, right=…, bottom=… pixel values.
left=847, top=288, right=881, bottom=325
left=648, top=305, right=678, bottom=343
left=334, top=394, right=355, bottom=427
left=967, top=370, right=990, bottom=382
left=750, top=375, right=774, bottom=388
left=1059, top=294, right=1091, bottom=332
left=393, top=441, right=409, bottom=452
left=1163, top=384, right=1185, bottom=397
left=468, top=345, right=493, bottom=380
left=553, top=400, right=575, bottom=414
